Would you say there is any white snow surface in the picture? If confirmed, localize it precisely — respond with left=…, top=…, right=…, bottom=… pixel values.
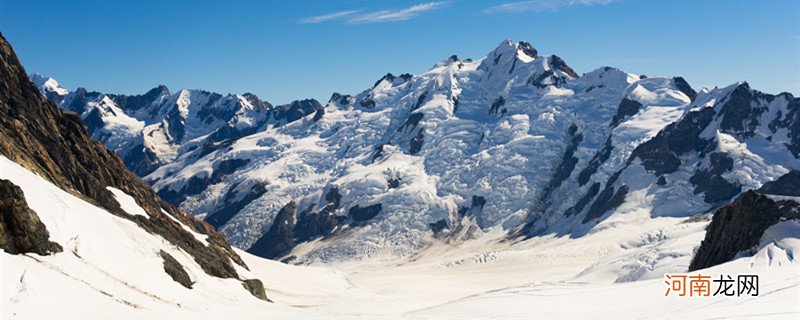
left=2, top=155, right=798, bottom=319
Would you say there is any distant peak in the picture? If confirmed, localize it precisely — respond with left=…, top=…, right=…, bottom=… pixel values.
left=29, top=72, right=69, bottom=95
left=146, top=84, right=170, bottom=96
left=490, top=39, right=538, bottom=60
left=373, top=73, right=396, bottom=88
left=372, top=72, right=413, bottom=89
left=549, top=55, right=578, bottom=78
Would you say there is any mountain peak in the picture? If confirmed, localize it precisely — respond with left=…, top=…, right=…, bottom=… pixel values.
left=490, top=39, right=538, bottom=61
left=29, top=72, right=69, bottom=96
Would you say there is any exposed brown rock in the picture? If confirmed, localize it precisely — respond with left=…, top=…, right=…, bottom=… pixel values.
left=159, top=250, right=193, bottom=289
left=0, top=179, right=62, bottom=255
left=689, top=190, right=800, bottom=271
left=241, top=279, right=270, bottom=302
left=0, top=32, right=246, bottom=281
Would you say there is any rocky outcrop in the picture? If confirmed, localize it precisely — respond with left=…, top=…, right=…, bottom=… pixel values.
left=241, top=279, right=270, bottom=301
left=247, top=188, right=345, bottom=259
left=274, top=99, right=323, bottom=123
left=689, top=190, right=800, bottom=271
left=0, top=180, right=62, bottom=255
left=349, top=203, right=383, bottom=223
left=488, top=96, right=505, bottom=115
left=672, top=77, right=697, bottom=101
left=689, top=152, right=741, bottom=203
left=631, top=107, right=715, bottom=176
left=159, top=250, right=193, bottom=289
left=205, top=181, right=268, bottom=229
left=0, top=32, right=248, bottom=283
left=583, top=184, right=629, bottom=223
left=550, top=55, right=578, bottom=79
left=609, top=98, right=642, bottom=128
left=247, top=202, right=297, bottom=259
left=541, top=124, right=583, bottom=201
left=758, top=170, right=800, bottom=196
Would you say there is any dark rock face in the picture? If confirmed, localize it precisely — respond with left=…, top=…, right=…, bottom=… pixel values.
left=373, top=73, right=396, bottom=88
left=672, top=77, right=697, bottom=101
left=205, top=182, right=267, bottom=229
left=123, top=144, right=162, bottom=177
left=409, top=129, right=424, bottom=155
left=398, top=112, right=424, bottom=132
left=294, top=188, right=342, bottom=243
left=194, top=93, right=231, bottom=125
left=413, top=93, right=428, bottom=111
left=387, top=177, right=400, bottom=189
left=248, top=187, right=344, bottom=259
left=247, top=202, right=296, bottom=259
left=527, top=70, right=566, bottom=89
left=275, top=99, right=323, bottom=123
left=758, top=170, right=800, bottom=196
left=159, top=250, right=193, bottom=289
left=164, top=106, right=186, bottom=142
left=689, top=152, right=741, bottom=203
left=541, top=125, right=583, bottom=202
left=82, top=107, right=105, bottom=136
left=429, top=219, right=448, bottom=233
left=459, top=195, right=487, bottom=217
left=329, top=92, right=353, bottom=106
left=489, top=96, right=505, bottom=115
left=578, top=137, right=613, bottom=186
left=565, top=182, right=601, bottom=217
left=471, top=195, right=486, bottom=211
left=768, top=95, right=800, bottom=157
left=549, top=55, right=578, bottom=79
left=689, top=190, right=800, bottom=271
left=241, top=279, right=270, bottom=301
left=158, top=158, right=251, bottom=207
left=717, top=83, right=765, bottom=134
left=517, top=41, right=538, bottom=59
left=359, top=97, right=376, bottom=109
left=349, top=203, right=383, bottom=222
left=610, top=98, right=642, bottom=128
left=0, top=33, right=245, bottom=281
left=108, top=85, right=170, bottom=112
left=312, top=108, right=324, bottom=122
left=631, top=107, right=715, bottom=175
left=0, top=180, right=62, bottom=255
left=583, top=185, right=629, bottom=223
left=295, top=204, right=340, bottom=243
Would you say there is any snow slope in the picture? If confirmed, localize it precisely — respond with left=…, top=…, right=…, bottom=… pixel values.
left=4, top=151, right=797, bottom=319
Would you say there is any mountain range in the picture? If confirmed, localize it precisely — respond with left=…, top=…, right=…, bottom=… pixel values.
left=33, top=39, right=799, bottom=263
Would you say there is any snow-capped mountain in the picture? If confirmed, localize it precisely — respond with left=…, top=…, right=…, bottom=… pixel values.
left=40, top=80, right=322, bottom=177
left=36, top=39, right=799, bottom=263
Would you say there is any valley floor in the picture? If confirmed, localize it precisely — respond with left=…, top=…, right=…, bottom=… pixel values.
left=2, top=157, right=798, bottom=319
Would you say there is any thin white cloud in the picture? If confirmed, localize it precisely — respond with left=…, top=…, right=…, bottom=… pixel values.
left=485, top=0, right=616, bottom=13
left=300, top=10, right=360, bottom=24
left=299, top=2, right=448, bottom=25
left=347, top=2, right=449, bottom=24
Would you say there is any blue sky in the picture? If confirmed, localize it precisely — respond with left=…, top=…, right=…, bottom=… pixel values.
left=2, top=0, right=798, bottom=104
